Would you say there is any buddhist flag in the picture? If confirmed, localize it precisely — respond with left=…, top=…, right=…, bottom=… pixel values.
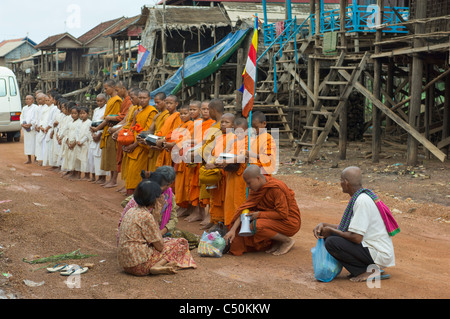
left=241, top=20, right=258, bottom=118
left=137, top=44, right=150, bottom=73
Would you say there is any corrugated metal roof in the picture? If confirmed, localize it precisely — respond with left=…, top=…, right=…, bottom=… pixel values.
left=0, top=41, right=24, bottom=57
left=35, top=32, right=83, bottom=49
left=78, top=17, right=124, bottom=45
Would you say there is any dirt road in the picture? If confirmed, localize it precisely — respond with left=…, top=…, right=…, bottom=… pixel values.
left=0, top=136, right=449, bottom=301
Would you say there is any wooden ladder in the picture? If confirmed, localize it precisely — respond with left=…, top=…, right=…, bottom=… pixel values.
left=254, top=36, right=313, bottom=145
left=293, top=51, right=370, bottom=162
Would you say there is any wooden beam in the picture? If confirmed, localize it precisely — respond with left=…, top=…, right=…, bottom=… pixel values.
left=371, top=42, right=450, bottom=59
left=339, top=69, right=446, bottom=162
left=437, top=136, right=450, bottom=149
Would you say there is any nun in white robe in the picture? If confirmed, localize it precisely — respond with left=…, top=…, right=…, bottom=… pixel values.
left=75, top=116, right=92, bottom=173
left=37, top=103, right=51, bottom=164
left=88, top=103, right=108, bottom=177
left=42, top=103, right=59, bottom=167
left=20, top=102, right=37, bottom=156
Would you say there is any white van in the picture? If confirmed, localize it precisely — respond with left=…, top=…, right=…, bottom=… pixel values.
left=0, top=66, right=22, bottom=141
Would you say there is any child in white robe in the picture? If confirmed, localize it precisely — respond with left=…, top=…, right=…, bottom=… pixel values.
left=88, top=95, right=108, bottom=183
left=52, top=100, right=65, bottom=168
left=75, top=106, right=92, bottom=180
left=61, top=105, right=81, bottom=179
left=58, top=102, right=75, bottom=174
left=37, top=96, right=51, bottom=165
left=42, top=99, right=59, bottom=167
left=20, top=95, right=37, bottom=164
left=33, top=97, right=44, bottom=162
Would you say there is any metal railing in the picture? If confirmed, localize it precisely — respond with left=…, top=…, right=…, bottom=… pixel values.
left=262, top=4, right=410, bottom=46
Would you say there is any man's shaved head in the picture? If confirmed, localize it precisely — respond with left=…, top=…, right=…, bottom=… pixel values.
left=341, top=166, right=362, bottom=188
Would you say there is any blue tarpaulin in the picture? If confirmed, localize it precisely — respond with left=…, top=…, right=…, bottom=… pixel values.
left=150, top=28, right=249, bottom=100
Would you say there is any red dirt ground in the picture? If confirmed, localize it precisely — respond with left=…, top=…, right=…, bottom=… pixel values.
left=0, top=136, right=449, bottom=300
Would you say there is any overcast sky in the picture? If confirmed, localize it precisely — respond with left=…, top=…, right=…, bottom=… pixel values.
left=0, top=1, right=158, bottom=44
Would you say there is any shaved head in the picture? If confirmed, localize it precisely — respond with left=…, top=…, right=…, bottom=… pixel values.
left=234, top=117, right=248, bottom=129
left=222, top=113, right=235, bottom=121
left=243, top=164, right=263, bottom=178
left=341, top=166, right=362, bottom=188
left=243, top=165, right=266, bottom=191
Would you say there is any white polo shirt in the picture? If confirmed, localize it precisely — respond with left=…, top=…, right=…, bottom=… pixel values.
left=348, top=193, right=395, bottom=268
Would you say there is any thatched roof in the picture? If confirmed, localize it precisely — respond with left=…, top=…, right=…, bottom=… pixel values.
left=149, top=6, right=231, bottom=29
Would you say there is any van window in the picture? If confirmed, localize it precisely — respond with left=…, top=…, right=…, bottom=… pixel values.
left=9, top=77, right=17, bottom=96
left=0, top=79, right=6, bottom=97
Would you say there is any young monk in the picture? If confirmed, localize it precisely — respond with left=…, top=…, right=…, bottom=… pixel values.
left=112, top=88, right=140, bottom=191
left=92, top=79, right=122, bottom=188
left=224, top=165, right=301, bottom=256
left=202, top=113, right=236, bottom=231
left=170, top=105, right=195, bottom=209
left=180, top=101, right=204, bottom=223
left=197, top=100, right=215, bottom=226
left=114, top=81, right=133, bottom=177
left=221, top=117, right=249, bottom=227
left=147, top=92, right=169, bottom=172
left=247, top=111, right=277, bottom=176
left=123, top=89, right=158, bottom=195
left=155, top=95, right=182, bottom=167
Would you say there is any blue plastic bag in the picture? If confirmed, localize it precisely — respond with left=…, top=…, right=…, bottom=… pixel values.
left=311, top=238, right=343, bottom=282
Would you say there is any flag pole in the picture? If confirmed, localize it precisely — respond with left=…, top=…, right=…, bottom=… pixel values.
left=248, top=13, right=258, bottom=163
left=246, top=14, right=258, bottom=199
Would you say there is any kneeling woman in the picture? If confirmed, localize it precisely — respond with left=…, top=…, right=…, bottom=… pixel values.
left=118, top=180, right=197, bottom=275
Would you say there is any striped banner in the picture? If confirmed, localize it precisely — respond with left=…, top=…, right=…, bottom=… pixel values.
left=241, top=21, right=258, bottom=118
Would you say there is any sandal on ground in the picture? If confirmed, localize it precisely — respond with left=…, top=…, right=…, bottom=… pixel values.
left=60, top=265, right=88, bottom=276
left=46, top=263, right=69, bottom=273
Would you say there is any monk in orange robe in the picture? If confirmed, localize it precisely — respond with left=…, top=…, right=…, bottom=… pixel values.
left=179, top=101, right=205, bottom=222
left=147, top=92, right=169, bottom=172
left=198, top=100, right=215, bottom=211
left=195, top=99, right=224, bottom=227
left=155, top=95, right=181, bottom=168
left=168, top=105, right=195, bottom=207
left=93, top=79, right=122, bottom=188
left=114, top=81, right=132, bottom=174
left=113, top=89, right=140, bottom=189
left=247, top=111, right=277, bottom=176
left=224, top=165, right=301, bottom=256
left=202, top=113, right=236, bottom=230
left=221, top=117, right=249, bottom=227
left=123, top=90, right=158, bottom=194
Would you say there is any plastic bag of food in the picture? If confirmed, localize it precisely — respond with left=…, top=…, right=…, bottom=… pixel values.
left=197, top=231, right=226, bottom=258
left=311, top=238, right=343, bottom=282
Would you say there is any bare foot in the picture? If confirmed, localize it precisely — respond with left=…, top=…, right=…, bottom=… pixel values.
left=265, top=242, right=281, bottom=254
left=349, top=272, right=371, bottom=282
left=103, top=183, right=117, bottom=188
left=200, top=222, right=214, bottom=231
left=272, top=238, right=295, bottom=256
left=177, top=207, right=190, bottom=218
left=24, top=160, right=32, bottom=164
left=149, top=262, right=178, bottom=275
left=200, top=218, right=210, bottom=226
left=185, top=207, right=203, bottom=222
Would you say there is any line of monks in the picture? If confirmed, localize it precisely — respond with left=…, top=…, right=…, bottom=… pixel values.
left=94, top=79, right=301, bottom=256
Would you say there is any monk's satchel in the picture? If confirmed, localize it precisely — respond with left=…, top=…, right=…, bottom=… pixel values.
left=117, top=110, right=143, bottom=146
